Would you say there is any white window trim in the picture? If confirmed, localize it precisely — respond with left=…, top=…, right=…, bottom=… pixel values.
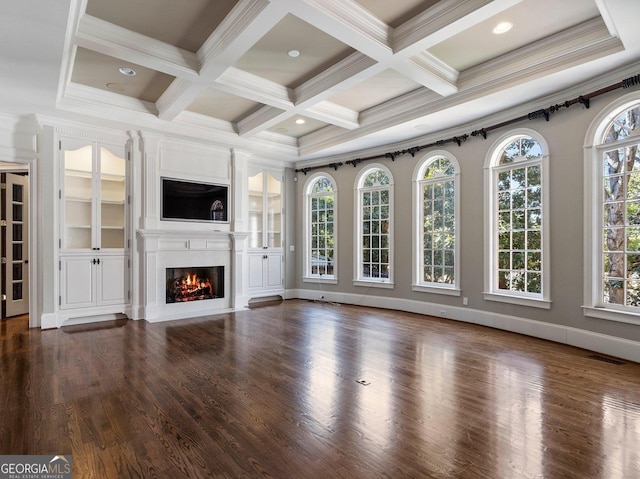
left=411, top=150, right=461, bottom=296
left=353, top=163, right=394, bottom=287
left=483, top=128, right=551, bottom=308
left=302, top=172, right=337, bottom=282
left=583, top=92, right=640, bottom=324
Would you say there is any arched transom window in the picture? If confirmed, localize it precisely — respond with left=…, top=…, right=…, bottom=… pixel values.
left=304, top=174, right=336, bottom=280
left=485, top=131, right=550, bottom=308
left=413, top=153, right=460, bottom=295
left=355, top=165, right=394, bottom=286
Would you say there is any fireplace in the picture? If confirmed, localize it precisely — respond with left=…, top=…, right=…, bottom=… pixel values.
left=166, top=266, right=224, bottom=303
left=137, top=230, right=249, bottom=322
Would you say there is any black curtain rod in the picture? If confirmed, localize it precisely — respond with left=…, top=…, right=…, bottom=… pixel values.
left=295, top=73, right=640, bottom=175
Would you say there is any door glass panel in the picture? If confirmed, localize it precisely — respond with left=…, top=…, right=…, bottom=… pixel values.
left=64, top=145, right=93, bottom=249
left=13, top=283, right=22, bottom=301
left=249, top=172, right=264, bottom=249
left=13, top=224, right=22, bottom=241
left=100, top=147, right=126, bottom=249
left=12, top=243, right=22, bottom=261
left=13, top=184, right=23, bottom=203
left=12, top=263, right=22, bottom=281
left=12, top=204, right=22, bottom=222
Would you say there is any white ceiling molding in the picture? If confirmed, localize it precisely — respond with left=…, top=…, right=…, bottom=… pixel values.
left=76, top=15, right=200, bottom=79
left=215, top=67, right=294, bottom=110
left=31, top=0, right=638, bottom=162
left=458, top=18, right=624, bottom=91
left=282, top=0, right=392, bottom=57
left=392, top=0, right=524, bottom=55
left=294, top=52, right=380, bottom=104
left=305, top=101, right=359, bottom=130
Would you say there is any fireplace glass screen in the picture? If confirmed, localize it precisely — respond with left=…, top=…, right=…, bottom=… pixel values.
left=166, top=266, right=224, bottom=303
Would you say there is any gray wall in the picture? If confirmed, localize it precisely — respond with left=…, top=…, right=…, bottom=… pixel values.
left=293, top=87, right=640, bottom=343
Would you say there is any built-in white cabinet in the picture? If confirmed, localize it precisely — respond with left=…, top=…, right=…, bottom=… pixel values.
left=247, top=169, right=284, bottom=296
left=59, top=254, right=127, bottom=309
left=58, top=135, right=129, bottom=318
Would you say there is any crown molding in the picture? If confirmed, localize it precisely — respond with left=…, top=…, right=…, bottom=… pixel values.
left=215, top=67, right=293, bottom=110
left=294, top=18, right=624, bottom=158
left=409, top=50, right=459, bottom=85
left=61, top=82, right=159, bottom=116
left=305, top=101, right=359, bottom=130
left=287, top=0, right=391, bottom=58
left=236, top=105, right=288, bottom=137
left=156, top=79, right=207, bottom=121
left=459, top=18, right=624, bottom=91
left=294, top=52, right=380, bottom=105
left=296, top=59, right=640, bottom=165
left=198, top=0, right=282, bottom=69
left=76, top=15, right=200, bottom=79
left=393, top=0, right=522, bottom=55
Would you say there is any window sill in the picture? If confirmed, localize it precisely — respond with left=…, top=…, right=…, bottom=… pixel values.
left=582, top=306, right=640, bottom=326
left=483, top=292, right=551, bottom=309
left=302, top=276, right=338, bottom=285
left=412, top=284, right=461, bottom=296
left=353, top=280, right=395, bottom=289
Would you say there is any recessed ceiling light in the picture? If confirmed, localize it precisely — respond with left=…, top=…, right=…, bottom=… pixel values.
left=414, top=124, right=429, bottom=130
left=288, top=49, right=300, bottom=58
left=493, top=22, right=513, bottom=34
left=295, top=118, right=306, bottom=125
left=275, top=127, right=288, bottom=133
left=118, top=67, right=136, bottom=76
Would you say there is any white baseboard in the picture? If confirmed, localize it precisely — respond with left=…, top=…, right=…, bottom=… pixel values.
left=40, top=313, right=58, bottom=330
left=290, top=289, right=640, bottom=364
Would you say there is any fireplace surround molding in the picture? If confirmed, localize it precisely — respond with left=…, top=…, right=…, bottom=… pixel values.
left=137, top=229, right=249, bottom=322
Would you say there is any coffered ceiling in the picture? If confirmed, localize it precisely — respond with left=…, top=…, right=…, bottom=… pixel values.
left=24, top=0, right=640, bottom=162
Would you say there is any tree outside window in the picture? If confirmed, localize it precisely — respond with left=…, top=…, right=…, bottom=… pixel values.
left=305, top=175, right=336, bottom=279
left=356, top=166, right=393, bottom=285
left=600, top=105, right=640, bottom=307
left=486, top=131, right=549, bottom=307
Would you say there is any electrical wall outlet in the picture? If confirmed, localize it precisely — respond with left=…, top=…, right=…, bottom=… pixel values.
left=463, top=297, right=468, bottom=306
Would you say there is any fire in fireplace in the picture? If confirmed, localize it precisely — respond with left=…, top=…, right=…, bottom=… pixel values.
left=166, top=266, right=224, bottom=303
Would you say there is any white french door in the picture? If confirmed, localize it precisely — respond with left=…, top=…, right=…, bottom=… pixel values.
left=5, top=173, right=29, bottom=317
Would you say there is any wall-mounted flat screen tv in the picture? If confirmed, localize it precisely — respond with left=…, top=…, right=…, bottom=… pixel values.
left=161, top=177, right=229, bottom=223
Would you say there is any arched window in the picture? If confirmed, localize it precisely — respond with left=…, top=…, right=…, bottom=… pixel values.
left=484, top=130, right=550, bottom=308
left=303, top=174, right=337, bottom=282
left=584, top=97, right=640, bottom=322
left=354, top=165, right=394, bottom=287
left=412, top=152, right=460, bottom=295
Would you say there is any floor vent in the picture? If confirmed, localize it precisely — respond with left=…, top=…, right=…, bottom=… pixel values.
left=589, top=354, right=625, bottom=365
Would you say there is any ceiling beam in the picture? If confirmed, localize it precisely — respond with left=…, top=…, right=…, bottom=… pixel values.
left=75, top=15, right=200, bottom=80
left=158, top=0, right=290, bottom=120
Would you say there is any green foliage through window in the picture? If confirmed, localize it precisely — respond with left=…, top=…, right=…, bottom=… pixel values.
left=495, top=136, right=543, bottom=294
left=600, top=105, right=640, bottom=307
left=308, top=176, right=335, bottom=277
left=419, top=157, right=456, bottom=285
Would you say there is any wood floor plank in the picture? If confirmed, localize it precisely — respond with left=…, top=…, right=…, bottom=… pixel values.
left=1, top=301, right=640, bottom=478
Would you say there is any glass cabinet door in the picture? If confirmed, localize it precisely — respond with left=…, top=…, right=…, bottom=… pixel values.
left=63, top=144, right=94, bottom=250
left=265, top=173, right=282, bottom=248
left=248, top=172, right=264, bottom=249
left=99, top=146, right=126, bottom=249
left=248, top=171, right=282, bottom=249
left=62, top=141, right=126, bottom=251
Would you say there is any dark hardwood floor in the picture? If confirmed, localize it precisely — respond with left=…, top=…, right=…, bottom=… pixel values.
left=1, top=300, right=640, bottom=478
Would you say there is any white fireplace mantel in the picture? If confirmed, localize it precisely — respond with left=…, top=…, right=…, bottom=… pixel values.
left=137, top=229, right=249, bottom=322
